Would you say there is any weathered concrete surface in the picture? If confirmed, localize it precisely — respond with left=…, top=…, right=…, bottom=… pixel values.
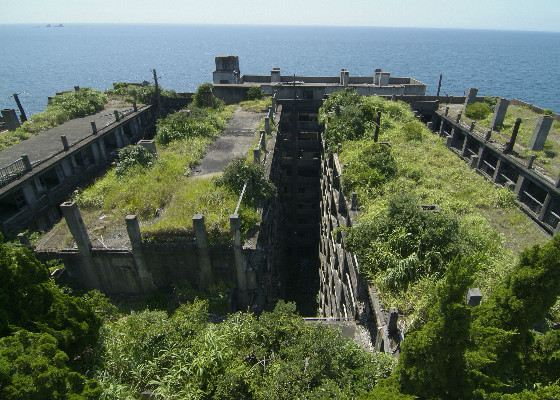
left=192, top=108, right=263, bottom=176
left=0, top=103, right=131, bottom=167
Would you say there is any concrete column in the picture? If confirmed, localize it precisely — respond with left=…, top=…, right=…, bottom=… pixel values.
left=132, top=101, right=138, bottom=112
left=538, top=194, right=552, bottom=221
left=230, top=214, right=248, bottom=307
left=272, top=92, right=277, bottom=111
left=61, top=135, right=69, bottom=151
left=1, top=109, right=20, bottom=131
left=445, top=107, right=450, bottom=116
left=492, top=159, right=502, bottom=182
left=60, top=159, right=73, bottom=177
left=90, top=121, right=97, bottom=134
left=21, top=183, right=36, bottom=205
left=97, top=138, right=107, bottom=160
left=490, top=98, right=510, bottom=131
left=379, top=72, right=390, bottom=86
left=469, top=155, right=479, bottom=169
left=253, top=148, right=261, bottom=164
left=456, top=112, right=462, bottom=123
left=125, top=215, right=156, bottom=292
left=344, top=70, right=350, bottom=87
left=438, top=120, right=445, bottom=136
left=528, top=115, right=553, bottom=151
left=476, top=146, right=486, bottom=169
left=527, top=154, right=537, bottom=169
left=91, top=142, right=102, bottom=164
left=113, top=110, right=120, bottom=121
left=464, top=88, right=478, bottom=108
left=461, top=136, right=469, bottom=157
left=193, top=214, right=213, bottom=288
left=21, top=154, right=32, bottom=171
left=374, top=69, right=382, bottom=85
left=264, top=116, right=271, bottom=134
left=271, top=68, right=281, bottom=83
left=514, top=175, right=526, bottom=198
left=60, top=202, right=100, bottom=289
left=259, top=130, right=266, bottom=151
left=484, top=130, right=492, bottom=142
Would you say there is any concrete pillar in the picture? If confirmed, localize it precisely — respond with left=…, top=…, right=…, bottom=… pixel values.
left=467, top=288, right=482, bottom=306
left=528, top=115, right=553, bottom=151
left=264, top=116, right=271, bottom=134
left=125, top=215, right=156, bottom=292
left=344, top=70, right=350, bottom=87
left=470, top=122, right=476, bottom=132
left=514, top=175, right=526, bottom=198
left=445, top=106, right=449, bottom=116
left=438, top=121, right=445, bottom=136
left=493, top=159, right=503, bottom=182
left=461, top=136, right=469, bottom=157
left=484, top=130, right=492, bottom=142
left=115, top=127, right=125, bottom=147
left=272, top=92, right=277, bottom=111
left=340, top=69, right=346, bottom=85
left=61, top=135, right=69, bottom=151
left=379, top=72, right=390, bottom=86
left=193, top=214, right=213, bottom=288
left=464, top=88, right=478, bottom=108
left=132, top=101, right=138, bottom=112
left=21, top=154, right=32, bottom=171
left=253, top=148, right=261, bottom=164
left=538, top=194, right=552, bottom=221
left=114, top=110, right=120, bottom=121
left=271, top=68, right=281, bottom=83
left=21, top=182, right=36, bottom=204
left=1, top=109, right=20, bottom=131
left=230, top=214, right=248, bottom=307
left=476, top=146, right=486, bottom=169
left=504, top=118, right=522, bottom=154
left=90, top=121, right=97, bottom=134
left=527, top=154, right=537, bottom=169
left=469, top=155, right=479, bottom=169
left=60, top=202, right=100, bottom=288
left=374, top=69, right=382, bottom=85
left=97, top=138, right=107, bottom=160
left=490, top=98, right=510, bottom=131
left=91, top=142, right=102, bottom=164
left=456, top=112, right=462, bottom=123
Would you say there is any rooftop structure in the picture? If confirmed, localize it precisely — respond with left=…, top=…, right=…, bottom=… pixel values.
left=212, top=56, right=427, bottom=103
left=0, top=104, right=155, bottom=236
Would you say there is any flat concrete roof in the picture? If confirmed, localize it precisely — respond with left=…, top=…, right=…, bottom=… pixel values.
left=0, top=106, right=133, bottom=168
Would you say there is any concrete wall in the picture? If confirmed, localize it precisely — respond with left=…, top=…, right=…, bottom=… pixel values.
left=431, top=112, right=560, bottom=234
left=318, top=151, right=395, bottom=353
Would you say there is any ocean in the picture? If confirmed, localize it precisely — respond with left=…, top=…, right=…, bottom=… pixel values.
left=1, top=24, right=559, bottom=115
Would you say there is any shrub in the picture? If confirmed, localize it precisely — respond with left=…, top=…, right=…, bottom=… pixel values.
left=115, top=145, right=156, bottom=176
left=216, top=158, right=276, bottom=206
left=156, top=107, right=226, bottom=145
left=246, top=86, right=264, bottom=100
left=193, top=83, right=223, bottom=109
left=402, top=120, right=424, bottom=141
left=340, top=141, right=398, bottom=194
left=466, top=102, right=492, bottom=120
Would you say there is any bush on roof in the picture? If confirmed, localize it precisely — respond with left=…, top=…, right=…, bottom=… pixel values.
left=115, top=145, right=156, bottom=177
left=466, top=102, right=493, bottom=120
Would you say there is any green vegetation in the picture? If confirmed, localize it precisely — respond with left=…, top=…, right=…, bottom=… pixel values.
left=193, top=83, right=224, bottom=109
left=0, top=88, right=107, bottom=151
left=0, top=239, right=101, bottom=399
left=321, top=90, right=559, bottom=398
left=239, top=96, right=272, bottom=113
left=108, top=81, right=178, bottom=104
left=246, top=86, right=264, bottom=100
left=115, top=144, right=156, bottom=177
left=321, top=90, right=548, bottom=329
left=466, top=102, right=493, bottom=120
left=217, top=158, right=276, bottom=207
left=94, top=300, right=395, bottom=399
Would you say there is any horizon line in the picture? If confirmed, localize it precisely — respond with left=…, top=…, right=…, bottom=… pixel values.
left=1, top=22, right=559, bottom=34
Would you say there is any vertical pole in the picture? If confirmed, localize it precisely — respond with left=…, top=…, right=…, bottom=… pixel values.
left=436, top=74, right=443, bottom=98
left=13, top=93, right=27, bottom=122
left=504, top=118, right=522, bottom=154
left=153, top=68, right=160, bottom=116
left=125, top=215, right=155, bottom=292
left=374, top=111, right=381, bottom=142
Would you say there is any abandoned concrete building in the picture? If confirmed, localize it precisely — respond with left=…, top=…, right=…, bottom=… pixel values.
left=6, top=55, right=559, bottom=353
left=0, top=101, right=155, bottom=236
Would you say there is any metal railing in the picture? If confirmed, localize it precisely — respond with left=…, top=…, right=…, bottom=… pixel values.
left=0, top=158, right=27, bottom=188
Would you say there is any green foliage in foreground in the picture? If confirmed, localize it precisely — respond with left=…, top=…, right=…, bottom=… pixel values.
left=95, top=300, right=396, bottom=399
left=466, top=102, right=493, bottom=121
left=0, top=240, right=101, bottom=399
left=0, top=88, right=107, bottom=151
left=216, top=158, right=277, bottom=207
left=394, top=236, right=560, bottom=399
left=115, top=145, right=156, bottom=177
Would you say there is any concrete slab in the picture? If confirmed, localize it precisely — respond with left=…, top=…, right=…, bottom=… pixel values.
left=0, top=105, right=132, bottom=168
left=192, top=108, right=264, bottom=176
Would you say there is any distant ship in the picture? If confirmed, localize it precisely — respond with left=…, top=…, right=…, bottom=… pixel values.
left=45, top=24, right=64, bottom=28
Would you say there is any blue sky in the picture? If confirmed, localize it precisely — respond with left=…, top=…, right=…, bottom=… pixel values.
left=1, top=0, right=559, bottom=32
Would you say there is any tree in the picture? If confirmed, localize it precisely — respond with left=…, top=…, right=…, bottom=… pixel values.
left=397, top=259, right=473, bottom=399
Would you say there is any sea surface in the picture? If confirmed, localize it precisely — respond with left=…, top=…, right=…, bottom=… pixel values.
left=1, top=24, right=559, bottom=115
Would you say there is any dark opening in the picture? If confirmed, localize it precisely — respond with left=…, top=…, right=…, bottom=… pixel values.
left=0, top=190, right=27, bottom=220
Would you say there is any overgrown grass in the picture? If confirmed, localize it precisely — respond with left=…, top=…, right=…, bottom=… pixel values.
left=322, top=92, right=549, bottom=327
left=239, top=97, right=272, bottom=113
left=0, top=88, right=107, bottom=151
